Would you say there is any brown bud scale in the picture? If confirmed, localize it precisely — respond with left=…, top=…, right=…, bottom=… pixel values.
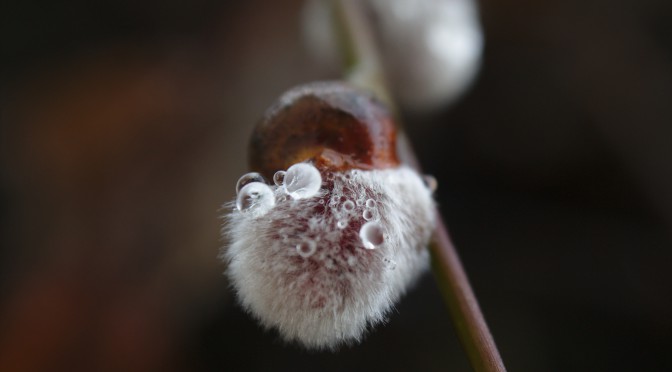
left=249, top=82, right=399, bottom=180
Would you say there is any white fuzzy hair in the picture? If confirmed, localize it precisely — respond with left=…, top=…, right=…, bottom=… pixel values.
left=222, top=165, right=435, bottom=349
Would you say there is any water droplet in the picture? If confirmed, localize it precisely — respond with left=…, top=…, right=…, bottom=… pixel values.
left=337, top=220, right=347, bottom=229
left=273, top=171, right=286, bottom=186
left=284, top=163, right=322, bottom=199
left=318, top=199, right=325, bottom=204
left=365, top=198, right=376, bottom=208
left=423, top=175, right=438, bottom=193
left=362, top=209, right=375, bottom=221
left=296, top=240, right=317, bottom=258
left=236, top=172, right=265, bottom=193
left=342, top=200, right=355, bottom=211
left=359, top=221, right=384, bottom=249
left=236, top=182, right=275, bottom=214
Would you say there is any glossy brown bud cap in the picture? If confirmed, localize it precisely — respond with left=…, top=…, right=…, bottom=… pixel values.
left=249, top=82, right=399, bottom=180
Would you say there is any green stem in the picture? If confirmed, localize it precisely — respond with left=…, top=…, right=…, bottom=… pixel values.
left=331, top=1, right=506, bottom=371
left=330, top=0, right=393, bottom=110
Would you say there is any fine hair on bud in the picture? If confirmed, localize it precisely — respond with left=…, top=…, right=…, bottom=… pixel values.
left=223, top=164, right=435, bottom=349
left=221, top=82, right=436, bottom=349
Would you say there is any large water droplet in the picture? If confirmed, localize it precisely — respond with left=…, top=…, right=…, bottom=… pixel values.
left=236, top=182, right=275, bottom=214
left=359, top=221, right=384, bottom=249
left=236, top=172, right=265, bottom=193
left=337, top=220, right=347, bottom=229
left=365, top=198, right=376, bottom=208
left=296, top=240, right=317, bottom=258
left=273, top=171, right=286, bottom=186
left=284, top=163, right=322, bottom=199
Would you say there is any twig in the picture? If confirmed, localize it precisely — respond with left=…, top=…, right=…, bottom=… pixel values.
left=331, top=1, right=506, bottom=370
left=429, top=217, right=506, bottom=372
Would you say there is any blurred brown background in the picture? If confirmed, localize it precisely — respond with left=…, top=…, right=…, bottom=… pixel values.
left=1, top=0, right=671, bottom=371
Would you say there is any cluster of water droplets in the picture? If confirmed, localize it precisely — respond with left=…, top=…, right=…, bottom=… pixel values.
left=235, top=163, right=324, bottom=216
left=234, top=165, right=401, bottom=258
left=324, top=172, right=386, bottom=251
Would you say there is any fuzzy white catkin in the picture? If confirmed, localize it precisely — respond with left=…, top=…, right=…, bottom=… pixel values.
left=222, top=165, right=436, bottom=349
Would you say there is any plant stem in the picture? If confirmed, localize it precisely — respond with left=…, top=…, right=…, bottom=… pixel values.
left=331, top=1, right=506, bottom=371
left=330, top=0, right=393, bottom=109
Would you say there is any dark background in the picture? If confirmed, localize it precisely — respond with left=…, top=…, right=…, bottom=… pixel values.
left=1, top=0, right=671, bottom=371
